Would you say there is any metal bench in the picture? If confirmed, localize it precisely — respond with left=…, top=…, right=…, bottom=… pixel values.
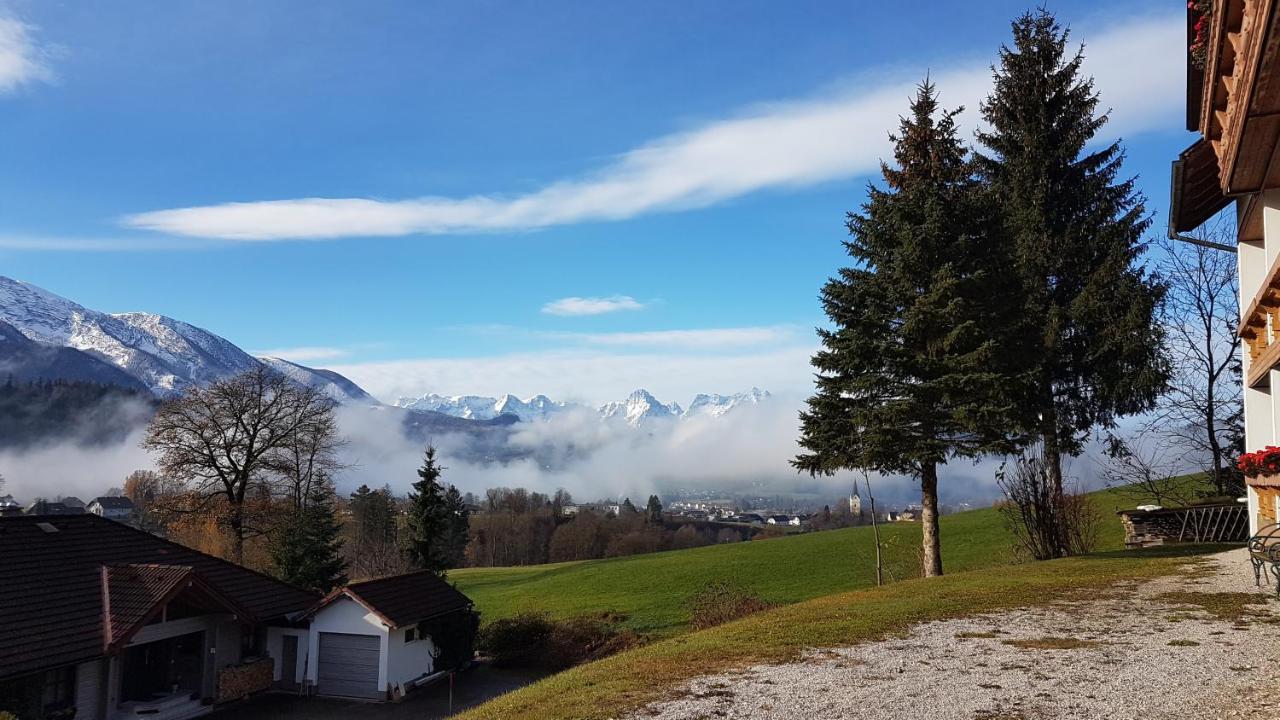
left=1247, top=522, right=1280, bottom=596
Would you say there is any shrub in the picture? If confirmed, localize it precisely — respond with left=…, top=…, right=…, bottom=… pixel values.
left=685, top=581, right=775, bottom=630
left=543, top=616, right=642, bottom=670
left=477, top=612, right=641, bottom=670
left=477, top=613, right=554, bottom=668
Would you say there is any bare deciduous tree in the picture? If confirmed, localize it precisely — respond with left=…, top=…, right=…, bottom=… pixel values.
left=1153, top=222, right=1244, bottom=496
left=997, top=448, right=1100, bottom=560
left=267, top=401, right=345, bottom=511
left=1100, top=433, right=1195, bottom=507
left=142, top=366, right=338, bottom=564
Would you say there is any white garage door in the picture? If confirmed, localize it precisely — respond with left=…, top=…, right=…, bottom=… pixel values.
left=317, top=632, right=381, bottom=699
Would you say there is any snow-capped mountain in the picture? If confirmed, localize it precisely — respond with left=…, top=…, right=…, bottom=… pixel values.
left=685, top=387, right=772, bottom=418
left=395, top=393, right=577, bottom=422
left=396, top=387, right=768, bottom=427
left=258, top=356, right=374, bottom=403
left=599, top=389, right=682, bottom=426
left=0, top=276, right=372, bottom=401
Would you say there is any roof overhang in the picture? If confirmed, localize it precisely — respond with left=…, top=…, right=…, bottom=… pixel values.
left=1170, top=140, right=1233, bottom=234
left=102, top=565, right=257, bottom=652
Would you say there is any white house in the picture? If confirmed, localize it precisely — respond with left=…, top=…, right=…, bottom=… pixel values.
left=1169, top=0, right=1280, bottom=535
left=296, top=572, right=476, bottom=701
left=88, top=496, right=136, bottom=521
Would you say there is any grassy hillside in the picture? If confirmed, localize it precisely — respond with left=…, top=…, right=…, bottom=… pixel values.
left=456, top=544, right=1214, bottom=720
left=451, top=484, right=1167, bottom=636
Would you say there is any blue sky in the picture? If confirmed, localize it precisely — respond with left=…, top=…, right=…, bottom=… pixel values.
left=0, top=0, right=1195, bottom=405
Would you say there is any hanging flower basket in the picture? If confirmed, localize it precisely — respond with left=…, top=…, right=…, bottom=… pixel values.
left=1190, top=0, right=1213, bottom=69
left=1238, top=447, right=1280, bottom=486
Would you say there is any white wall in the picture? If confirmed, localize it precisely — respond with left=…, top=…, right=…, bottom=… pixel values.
left=1242, top=190, right=1280, bottom=534
left=265, top=627, right=308, bottom=686
left=75, top=660, right=102, bottom=720
left=386, top=625, right=436, bottom=694
left=306, top=596, right=389, bottom=692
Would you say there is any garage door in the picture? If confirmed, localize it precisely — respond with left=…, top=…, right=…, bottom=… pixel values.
left=317, top=632, right=381, bottom=699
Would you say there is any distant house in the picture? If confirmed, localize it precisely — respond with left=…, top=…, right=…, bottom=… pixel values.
left=60, top=497, right=87, bottom=511
left=303, top=572, right=477, bottom=700
left=22, top=500, right=84, bottom=516
left=736, top=513, right=765, bottom=525
left=561, top=504, right=580, bottom=515
left=786, top=516, right=802, bottom=527
left=0, top=495, right=20, bottom=517
left=766, top=515, right=790, bottom=525
left=88, top=496, right=136, bottom=521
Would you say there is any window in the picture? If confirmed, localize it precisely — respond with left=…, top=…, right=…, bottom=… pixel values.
left=404, top=628, right=417, bottom=643
left=41, top=665, right=75, bottom=712
left=241, top=626, right=264, bottom=658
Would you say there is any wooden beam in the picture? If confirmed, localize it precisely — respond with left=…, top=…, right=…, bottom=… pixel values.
left=1248, top=333, right=1280, bottom=387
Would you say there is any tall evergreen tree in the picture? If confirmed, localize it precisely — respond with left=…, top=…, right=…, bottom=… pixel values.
left=270, top=482, right=347, bottom=593
left=795, top=81, right=1018, bottom=577
left=441, top=484, right=471, bottom=567
left=405, top=446, right=457, bottom=575
left=975, top=11, right=1168, bottom=555
left=645, top=495, right=663, bottom=524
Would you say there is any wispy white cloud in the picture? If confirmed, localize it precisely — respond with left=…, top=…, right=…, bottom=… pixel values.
left=252, top=346, right=349, bottom=362
left=0, top=15, right=53, bottom=93
left=542, top=295, right=646, bottom=316
left=120, top=12, right=1182, bottom=242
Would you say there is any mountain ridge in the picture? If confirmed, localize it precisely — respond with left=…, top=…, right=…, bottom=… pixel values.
left=395, top=387, right=772, bottom=426
left=0, top=276, right=372, bottom=402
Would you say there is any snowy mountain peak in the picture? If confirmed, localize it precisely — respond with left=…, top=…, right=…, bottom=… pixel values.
left=685, top=387, right=773, bottom=418
left=395, top=392, right=574, bottom=422
left=0, top=275, right=372, bottom=402
left=599, top=389, right=683, bottom=427
left=394, top=387, right=768, bottom=427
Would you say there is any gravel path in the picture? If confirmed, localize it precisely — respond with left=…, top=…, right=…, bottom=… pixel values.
left=633, top=549, right=1280, bottom=720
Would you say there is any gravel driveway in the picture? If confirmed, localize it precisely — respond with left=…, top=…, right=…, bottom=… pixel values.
left=633, top=548, right=1280, bottom=720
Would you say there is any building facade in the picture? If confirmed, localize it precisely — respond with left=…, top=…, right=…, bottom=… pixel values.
left=1171, top=0, right=1280, bottom=534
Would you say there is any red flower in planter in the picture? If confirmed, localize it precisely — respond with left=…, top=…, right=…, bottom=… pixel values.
left=1238, top=446, right=1280, bottom=476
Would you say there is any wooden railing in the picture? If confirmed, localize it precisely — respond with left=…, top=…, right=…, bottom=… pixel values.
left=1239, top=249, right=1280, bottom=387
left=1118, top=504, right=1249, bottom=549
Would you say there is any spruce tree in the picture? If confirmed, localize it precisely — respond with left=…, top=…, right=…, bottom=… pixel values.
left=441, top=484, right=470, bottom=567
left=645, top=495, right=663, bottom=524
left=795, top=81, right=1018, bottom=577
left=405, top=446, right=453, bottom=575
left=975, top=10, right=1168, bottom=556
left=270, top=482, right=347, bottom=594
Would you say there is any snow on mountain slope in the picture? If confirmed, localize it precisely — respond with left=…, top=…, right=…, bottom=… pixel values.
left=0, top=319, right=151, bottom=390
left=259, top=356, right=375, bottom=403
left=0, top=276, right=257, bottom=393
left=599, top=389, right=682, bottom=426
left=685, top=387, right=772, bottom=418
left=0, top=276, right=373, bottom=401
left=396, top=392, right=577, bottom=421
left=397, top=387, right=770, bottom=427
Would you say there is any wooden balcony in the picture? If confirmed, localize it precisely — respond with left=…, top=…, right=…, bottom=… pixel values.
left=1195, top=0, right=1280, bottom=197
left=1240, top=249, right=1280, bottom=387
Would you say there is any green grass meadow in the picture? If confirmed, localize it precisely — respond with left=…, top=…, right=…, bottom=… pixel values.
left=451, top=484, right=1164, bottom=636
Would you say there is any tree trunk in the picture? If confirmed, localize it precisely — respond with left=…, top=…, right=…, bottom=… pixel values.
left=920, top=462, right=943, bottom=577
left=1041, top=399, right=1068, bottom=558
left=864, top=474, right=883, bottom=587
left=229, top=503, right=245, bottom=566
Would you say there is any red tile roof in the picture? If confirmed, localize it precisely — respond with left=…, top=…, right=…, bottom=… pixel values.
left=0, top=514, right=317, bottom=681
left=311, top=571, right=473, bottom=629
